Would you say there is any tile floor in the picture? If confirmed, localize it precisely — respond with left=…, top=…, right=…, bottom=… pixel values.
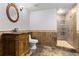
left=31, top=45, right=79, bottom=56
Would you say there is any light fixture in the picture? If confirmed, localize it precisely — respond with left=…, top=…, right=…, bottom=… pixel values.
left=57, top=8, right=67, bottom=15
left=20, top=6, right=24, bottom=11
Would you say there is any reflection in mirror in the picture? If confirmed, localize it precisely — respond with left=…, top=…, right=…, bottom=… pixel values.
left=9, top=7, right=17, bottom=21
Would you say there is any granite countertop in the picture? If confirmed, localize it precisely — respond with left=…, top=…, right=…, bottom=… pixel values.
left=2, top=31, right=30, bottom=35
left=0, top=30, right=57, bottom=35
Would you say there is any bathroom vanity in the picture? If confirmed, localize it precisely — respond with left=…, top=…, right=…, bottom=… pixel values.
left=1, top=32, right=30, bottom=56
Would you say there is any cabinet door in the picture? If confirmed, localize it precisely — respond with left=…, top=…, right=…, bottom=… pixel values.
left=3, top=39, right=15, bottom=56
left=18, top=40, right=24, bottom=55
left=18, top=37, right=29, bottom=55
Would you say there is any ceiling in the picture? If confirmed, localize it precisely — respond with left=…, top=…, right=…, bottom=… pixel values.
left=31, top=3, right=74, bottom=11
left=18, top=3, right=74, bottom=11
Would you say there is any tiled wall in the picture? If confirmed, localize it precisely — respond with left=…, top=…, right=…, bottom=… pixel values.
left=65, top=4, right=77, bottom=48
left=31, top=32, right=57, bottom=48
left=76, top=33, right=79, bottom=53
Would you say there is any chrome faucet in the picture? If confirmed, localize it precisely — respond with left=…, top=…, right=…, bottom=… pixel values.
left=12, top=28, right=18, bottom=32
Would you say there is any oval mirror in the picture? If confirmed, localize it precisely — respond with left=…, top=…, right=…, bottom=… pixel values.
left=6, top=3, right=19, bottom=23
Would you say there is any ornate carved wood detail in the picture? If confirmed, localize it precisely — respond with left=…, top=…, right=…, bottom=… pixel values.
left=0, top=33, right=29, bottom=56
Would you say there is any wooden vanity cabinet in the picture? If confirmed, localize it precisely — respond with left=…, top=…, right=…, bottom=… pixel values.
left=1, top=33, right=29, bottom=56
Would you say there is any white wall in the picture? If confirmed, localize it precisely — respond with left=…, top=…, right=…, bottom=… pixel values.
left=0, top=4, right=57, bottom=31
left=30, top=9, right=57, bottom=31
left=0, top=3, right=29, bottom=31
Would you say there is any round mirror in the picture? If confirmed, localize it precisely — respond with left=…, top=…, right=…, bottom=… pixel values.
left=6, top=3, right=19, bottom=23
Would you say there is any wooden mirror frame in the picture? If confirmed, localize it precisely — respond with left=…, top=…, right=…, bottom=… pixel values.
left=6, top=3, right=19, bottom=23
